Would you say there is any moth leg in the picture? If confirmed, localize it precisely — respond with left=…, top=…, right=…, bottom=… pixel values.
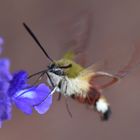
left=57, top=93, right=62, bottom=101
left=57, top=81, right=63, bottom=101
left=28, top=70, right=47, bottom=79
left=65, top=81, right=73, bottom=118
left=65, top=97, right=72, bottom=118
left=28, top=70, right=47, bottom=85
left=59, top=78, right=73, bottom=118
left=33, top=72, right=46, bottom=85
left=45, top=72, right=55, bottom=88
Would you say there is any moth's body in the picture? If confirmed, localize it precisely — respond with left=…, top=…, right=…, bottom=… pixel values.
left=48, top=58, right=94, bottom=98
left=48, top=70, right=97, bottom=100
left=47, top=57, right=111, bottom=120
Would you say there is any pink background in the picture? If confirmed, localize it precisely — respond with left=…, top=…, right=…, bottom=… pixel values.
left=0, top=0, right=140, bottom=140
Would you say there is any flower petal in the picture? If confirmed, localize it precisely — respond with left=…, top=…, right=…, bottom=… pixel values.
left=8, top=71, right=28, bottom=97
left=34, top=95, right=52, bottom=114
left=0, top=37, right=4, bottom=54
left=0, top=58, right=12, bottom=81
left=0, top=37, right=4, bottom=46
left=13, top=83, right=52, bottom=115
left=14, top=100, right=32, bottom=115
left=0, top=81, right=10, bottom=97
left=0, top=99, right=12, bottom=123
left=14, top=83, right=51, bottom=106
left=32, top=83, right=51, bottom=105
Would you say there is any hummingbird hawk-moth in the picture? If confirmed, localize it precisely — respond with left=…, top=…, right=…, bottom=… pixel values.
left=23, top=20, right=140, bottom=121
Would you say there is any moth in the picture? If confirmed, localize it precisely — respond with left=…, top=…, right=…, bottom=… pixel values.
left=23, top=21, right=140, bottom=121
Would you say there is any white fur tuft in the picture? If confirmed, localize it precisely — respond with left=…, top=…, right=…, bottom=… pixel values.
left=47, top=72, right=89, bottom=97
left=96, top=98, right=109, bottom=113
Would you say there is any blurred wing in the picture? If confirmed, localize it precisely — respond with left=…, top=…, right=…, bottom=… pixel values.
left=79, top=65, right=119, bottom=89
left=61, top=11, right=93, bottom=66
left=115, top=44, right=140, bottom=78
left=80, top=45, right=140, bottom=90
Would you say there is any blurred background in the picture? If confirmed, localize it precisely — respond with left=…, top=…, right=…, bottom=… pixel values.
left=0, top=0, right=140, bottom=140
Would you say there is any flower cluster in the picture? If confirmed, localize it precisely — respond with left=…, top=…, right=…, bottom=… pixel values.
left=0, top=37, right=52, bottom=127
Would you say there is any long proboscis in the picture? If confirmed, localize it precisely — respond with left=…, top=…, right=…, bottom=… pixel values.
left=23, top=22, right=54, bottom=62
left=28, top=69, right=47, bottom=79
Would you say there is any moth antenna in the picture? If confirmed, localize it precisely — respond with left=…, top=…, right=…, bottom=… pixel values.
left=23, top=22, right=54, bottom=62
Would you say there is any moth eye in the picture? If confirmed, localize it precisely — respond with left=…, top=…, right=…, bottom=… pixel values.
left=51, top=64, right=55, bottom=68
left=53, top=68, right=64, bottom=75
left=48, top=63, right=55, bottom=69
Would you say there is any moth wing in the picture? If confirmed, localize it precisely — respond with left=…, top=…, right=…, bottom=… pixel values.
left=78, top=64, right=119, bottom=89
left=60, top=11, right=93, bottom=66
left=115, top=44, right=140, bottom=78
left=79, top=44, right=140, bottom=89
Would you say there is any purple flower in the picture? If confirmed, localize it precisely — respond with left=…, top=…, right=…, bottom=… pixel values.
left=0, top=37, right=4, bottom=54
left=0, top=47, right=52, bottom=127
left=0, top=59, right=12, bottom=127
left=9, top=71, right=52, bottom=115
left=0, top=58, right=12, bottom=81
left=0, top=37, right=4, bottom=45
